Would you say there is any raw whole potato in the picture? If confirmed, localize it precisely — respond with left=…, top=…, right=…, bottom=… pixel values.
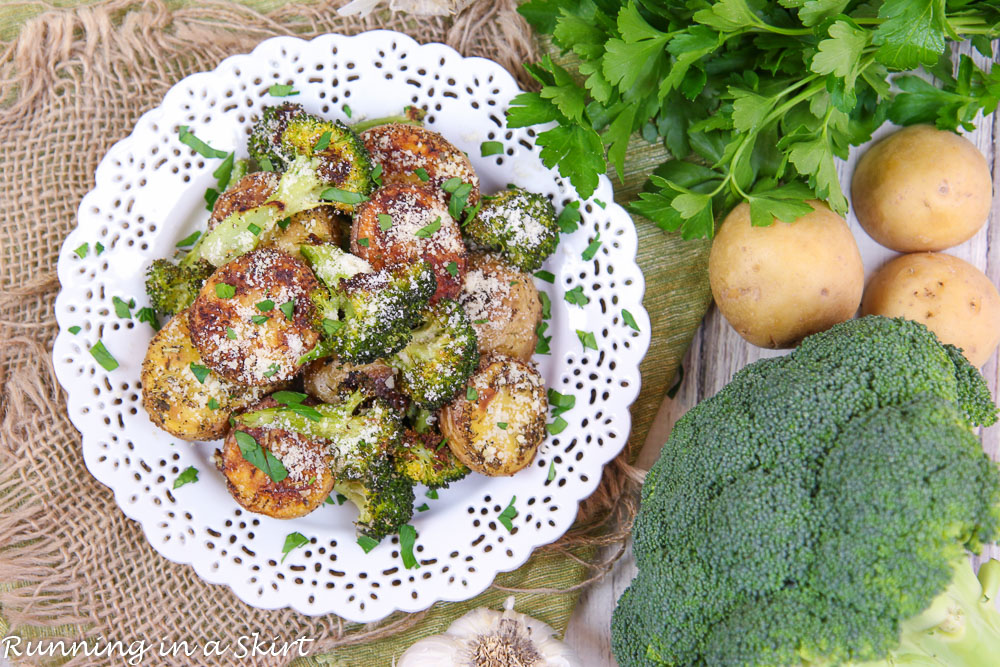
left=861, top=252, right=1000, bottom=367
left=851, top=125, right=992, bottom=252
left=709, top=200, right=864, bottom=349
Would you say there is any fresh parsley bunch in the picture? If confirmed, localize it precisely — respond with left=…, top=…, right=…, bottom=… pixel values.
left=510, top=0, right=1000, bottom=239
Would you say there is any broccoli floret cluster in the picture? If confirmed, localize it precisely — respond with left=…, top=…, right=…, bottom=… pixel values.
left=393, top=428, right=469, bottom=489
left=144, top=257, right=215, bottom=315
left=612, top=316, right=1000, bottom=667
left=464, top=187, right=559, bottom=272
left=390, top=299, right=479, bottom=409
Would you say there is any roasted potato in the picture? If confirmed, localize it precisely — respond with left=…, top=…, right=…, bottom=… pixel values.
left=208, top=171, right=279, bottom=228
left=188, top=247, right=321, bottom=386
left=361, top=123, right=480, bottom=205
left=261, top=206, right=344, bottom=260
left=459, top=252, right=542, bottom=361
left=440, top=355, right=547, bottom=476
left=140, top=310, right=277, bottom=440
left=352, top=183, right=467, bottom=301
left=217, top=396, right=335, bottom=519
left=303, top=358, right=406, bottom=411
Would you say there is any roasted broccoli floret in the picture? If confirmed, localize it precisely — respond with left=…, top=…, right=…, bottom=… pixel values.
left=303, top=245, right=437, bottom=365
left=392, top=427, right=469, bottom=489
left=464, top=188, right=559, bottom=272
left=611, top=316, right=1000, bottom=667
left=389, top=299, right=479, bottom=409
left=144, top=256, right=215, bottom=315
left=248, top=102, right=374, bottom=210
left=237, top=389, right=413, bottom=540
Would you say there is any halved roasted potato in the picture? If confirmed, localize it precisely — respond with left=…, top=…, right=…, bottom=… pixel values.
left=217, top=396, right=335, bottom=519
left=361, top=123, right=480, bottom=205
left=262, top=206, right=344, bottom=260
left=440, top=355, right=547, bottom=476
left=188, top=247, right=321, bottom=386
left=303, top=358, right=406, bottom=412
left=352, top=183, right=466, bottom=301
left=460, top=252, right=542, bottom=361
left=140, top=310, right=278, bottom=440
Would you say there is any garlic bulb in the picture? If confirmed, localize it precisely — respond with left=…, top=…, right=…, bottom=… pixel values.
left=337, top=0, right=474, bottom=18
left=397, top=596, right=581, bottom=666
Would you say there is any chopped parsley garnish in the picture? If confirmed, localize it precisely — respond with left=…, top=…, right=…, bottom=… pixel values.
left=548, top=389, right=576, bottom=417
left=280, top=532, right=309, bottom=563
left=279, top=300, right=295, bottom=321
left=95, top=242, right=105, bottom=255
left=534, top=270, right=555, bottom=283
left=277, top=216, right=292, bottom=230
left=539, top=291, right=552, bottom=319
left=446, top=181, right=474, bottom=219
left=535, top=322, right=552, bottom=355
left=357, top=535, right=379, bottom=553
left=497, top=422, right=508, bottom=430
left=173, top=466, right=199, bottom=489
left=548, top=461, right=557, bottom=482
left=207, top=397, right=220, bottom=410
left=414, top=217, right=442, bottom=238
left=215, top=283, right=236, bottom=299
left=377, top=213, right=393, bottom=231
left=321, top=187, right=367, bottom=205
left=259, top=157, right=275, bottom=172
left=234, top=430, right=288, bottom=482
left=466, top=386, right=479, bottom=401
left=247, top=223, right=262, bottom=236
left=473, top=318, right=488, bottom=325
left=564, top=285, right=589, bottom=307
left=441, top=177, right=463, bottom=193
left=555, top=202, right=581, bottom=233
left=582, top=233, right=602, bottom=261
left=372, top=163, right=383, bottom=186
left=177, top=125, right=228, bottom=159
left=189, top=363, right=211, bottom=384
left=594, top=198, right=607, bottom=209
left=314, top=131, right=332, bottom=152
left=176, top=231, right=201, bottom=247
left=262, top=363, right=281, bottom=378
left=446, top=261, right=459, bottom=277
left=73, top=243, right=89, bottom=259
left=480, top=140, right=504, bottom=157
left=336, top=493, right=348, bottom=505
left=357, top=237, right=370, bottom=247
left=89, top=340, right=118, bottom=371
left=112, top=296, right=135, bottom=319
left=268, top=83, right=299, bottom=97
left=426, top=488, right=439, bottom=500
left=251, top=315, right=269, bottom=325
left=498, top=497, right=518, bottom=532
left=273, top=390, right=308, bottom=405
left=342, top=104, right=352, bottom=118
left=136, top=307, right=161, bottom=331
left=256, top=299, right=274, bottom=311
left=204, top=187, right=220, bottom=211
left=226, top=326, right=237, bottom=340
left=323, top=495, right=336, bottom=506
left=576, top=330, right=598, bottom=351
left=214, top=152, right=235, bottom=190
left=622, top=308, right=640, bottom=331
left=414, top=167, right=430, bottom=181
left=68, top=326, right=82, bottom=335
left=417, top=503, right=430, bottom=512
left=399, top=524, right=419, bottom=569
left=436, top=437, right=448, bottom=451
left=547, top=417, right=568, bottom=435
left=322, top=318, right=344, bottom=336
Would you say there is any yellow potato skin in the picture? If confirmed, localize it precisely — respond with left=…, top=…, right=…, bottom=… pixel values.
left=851, top=125, right=992, bottom=252
left=861, top=252, right=1000, bottom=367
left=709, top=200, right=864, bottom=349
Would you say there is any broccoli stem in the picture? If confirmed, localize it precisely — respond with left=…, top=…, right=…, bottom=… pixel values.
left=238, top=392, right=366, bottom=441
left=877, top=559, right=1000, bottom=666
left=351, top=115, right=422, bottom=133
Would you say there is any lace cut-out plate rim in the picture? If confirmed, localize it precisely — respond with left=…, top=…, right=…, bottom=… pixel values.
left=52, top=30, right=651, bottom=622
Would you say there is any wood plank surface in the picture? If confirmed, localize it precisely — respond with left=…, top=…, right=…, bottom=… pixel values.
left=565, top=42, right=1000, bottom=666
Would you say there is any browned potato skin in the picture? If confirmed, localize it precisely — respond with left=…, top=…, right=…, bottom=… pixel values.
left=852, top=125, right=992, bottom=252
left=303, top=358, right=407, bottom=412
left=709, top=201, right=864, bottom=349
left=217, top=397, right=335, bottom=519
left=361, top=123, right=480, bottom=205
left=352, top=183, right=467, bottom=301
left=460, top=252, right=541, bottom=361
left=188, top=248, right=321, bottom=386
left=440, top=355, right=547, bottom=476
left=140, top=310, right=278, bottom=441
left=862, top=252, right=1000, bottom=367
left=208, top=171, right=279, bottom=228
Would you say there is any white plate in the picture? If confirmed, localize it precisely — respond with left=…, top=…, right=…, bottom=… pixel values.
left=53, top=30, right=650, bottom=622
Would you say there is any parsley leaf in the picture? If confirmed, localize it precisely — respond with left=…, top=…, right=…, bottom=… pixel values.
left=279, top=300, right=295, bottom=321
left=622, top=308, right=640, bottom=332
left=576, top=329, right=598, bottom=351
left=177, top=125, right=228, bottom=159
left=176, top=231, right=201, bottom=248
left=321, top=188, right=367, bottom=205
left=112, top=296, right=134, bottom=319
left=414, top=167, right=430, bottom=181
left=268, top=83, right=300, bottom=97
left=173, top=467, right=199, bottom=489
left=480, top=140, right=504, bottom=156
left=89, top=340, right=118, bottom=371
left=357, top=535, right=379, bottom=553
left=189, top=363, right=211, bottom=384
left=415, top=217, right=442, bottom=238
left=377, top=213, right=393, bottom=231
left=68, top=326, right=82, bottom=335
left=281, top=532, right=309, bottom=563
left=564, top=285, right=589, bottom=307
left=234, top=430, right=288, bottom=482
left=314, top=131, right=332, bottom=152
left=498, top=496, right=518, bottom=532
left=73, top=243, right=89, bottom=259
left=136, top=307, right=161, bottom=331
left=399, top=524, right=419, bottom=569
left=215, top=283, right=236, bottom=299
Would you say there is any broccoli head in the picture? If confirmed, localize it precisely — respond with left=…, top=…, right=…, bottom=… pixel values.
left=389, top=298, right=479, bottom=409
left=464, top=188, right=559, bottom=272
left=392, top=427, right=469, bottom=489
left=334, top=454, right=415, bottom=541
left=248, top=102, right=374, bottom=211
left=612, top=316, right=1000, bottom=667
left=144, top=257, right=215, bottom=315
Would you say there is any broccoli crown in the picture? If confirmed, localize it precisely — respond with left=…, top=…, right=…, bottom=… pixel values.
left=389, top=298, right=479, bottom=409
left=464, top=188, right=559, bottom=272
left=612, top=316, right=1000, bottom=667
left=392, top=428, right=469, bottom=489
left=248, top=103, right=374, bottom=211
left=335, top=454, right=415, bottom=541
left=144, top=257, right=214, bottom=315
left=309, top=258, right=437, bottom=365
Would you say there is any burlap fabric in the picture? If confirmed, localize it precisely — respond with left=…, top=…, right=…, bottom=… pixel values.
left=0, top=1, right=712, bottom=665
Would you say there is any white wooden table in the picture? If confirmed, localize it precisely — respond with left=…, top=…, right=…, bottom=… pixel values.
left=564, top=43, right=1000, bottom=666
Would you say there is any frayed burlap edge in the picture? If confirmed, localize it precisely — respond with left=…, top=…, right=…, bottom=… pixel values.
left=0, top=1, right=645, bottom=663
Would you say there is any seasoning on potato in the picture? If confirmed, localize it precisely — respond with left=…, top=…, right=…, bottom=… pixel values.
left=861, top=252, right=1000, bottom=367
left=708, top=200, right=864, bottom=349
left=851, top=125, right=992, bottom=252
